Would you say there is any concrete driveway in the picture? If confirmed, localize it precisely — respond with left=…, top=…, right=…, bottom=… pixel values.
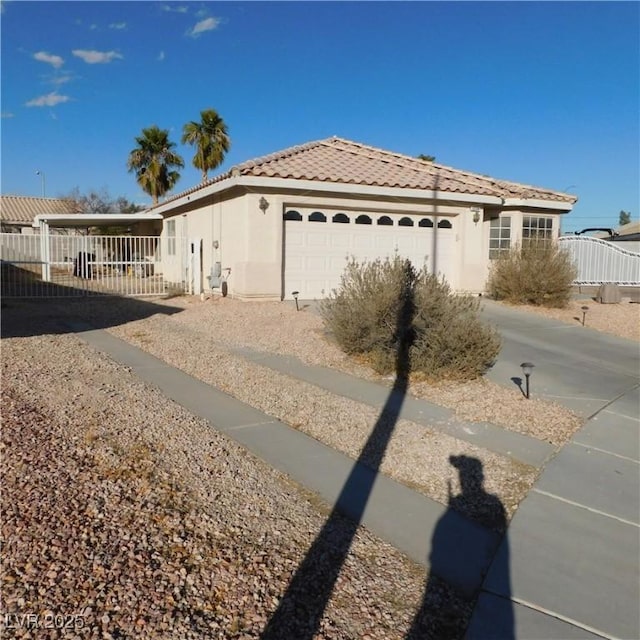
left=479, top=299, right=639, bottom=418
left=471, top=300, right=639, bottom=639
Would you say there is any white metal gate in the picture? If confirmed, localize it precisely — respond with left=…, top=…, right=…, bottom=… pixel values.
left=558, top=235, right=640, bottom=285
left=0, top=232, right=191, bottom=297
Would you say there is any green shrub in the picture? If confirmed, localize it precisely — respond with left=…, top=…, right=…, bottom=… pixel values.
left=320, top=256, right=501, bottom=381
left=319, top=256, right=415, bottom=374
left=487, top=240, right=577, bottom=308
left=411, top=273, right=501, bottom=381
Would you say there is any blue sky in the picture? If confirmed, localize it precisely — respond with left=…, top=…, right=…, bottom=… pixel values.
left=1, top=1, right=638, bottom=232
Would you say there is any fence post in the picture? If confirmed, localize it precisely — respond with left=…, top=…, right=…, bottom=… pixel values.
left=40, top=223, right=51, bottom=282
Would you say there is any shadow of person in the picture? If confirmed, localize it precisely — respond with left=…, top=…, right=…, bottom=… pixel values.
left=405, top=455, right=513, bottom=640
left=261, top=260, right=415, bottom=640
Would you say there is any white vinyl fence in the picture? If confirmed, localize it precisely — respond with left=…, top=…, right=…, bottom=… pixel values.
left=0, top=232, right=190, bottom=297
left=558, top=235, right=640, bottom=286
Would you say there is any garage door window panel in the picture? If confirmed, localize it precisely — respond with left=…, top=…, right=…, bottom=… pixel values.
left=419, top=218, right=434, bottom=228
left=377, top=216, right=393, bottom=226
left=437, top=220, right=452, bottom=229
left=284, top=211, right=303, bottom=221
left=309, top=212, right=327, bottom=222
left=356, top=215, right=372, bottom=225
left=399, top=217, right=414, bottom=227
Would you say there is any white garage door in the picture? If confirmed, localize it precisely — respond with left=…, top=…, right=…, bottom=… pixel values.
left=283, top=209, right=456, bottom=300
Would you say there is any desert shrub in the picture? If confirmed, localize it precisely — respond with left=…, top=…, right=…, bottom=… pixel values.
left=411, top=273, right=501, bottom=380
left=487, top=240, right=577, bottom=308
left=320, top=256, right=500, bottom=380
left=319, top=256, right=415, bottom=374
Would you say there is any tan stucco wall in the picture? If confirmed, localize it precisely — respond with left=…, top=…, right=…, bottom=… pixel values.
left=159, top=186, right=568, bottom=298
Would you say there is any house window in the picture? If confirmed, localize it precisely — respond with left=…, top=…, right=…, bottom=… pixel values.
left=418, top=218, right=433, bottom=228
left=332, top=213, right=350, bottom=223
left=355, top=215, right=372, bottom=225
left=489, top=216, right=511, bottom=259
left=308, top=212, right=327, bottom=222
left=284, top=210, right=303, bottom=221
left=522, top=216, right=553, bottom=246
left=166, top=219, right=176, bottom=256
left=398, top=217, right=414, bottom=227
left=377, top=216, right=393, bottom=226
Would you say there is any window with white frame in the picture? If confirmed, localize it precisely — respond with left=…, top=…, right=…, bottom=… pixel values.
left=166, top=219, right=176, bottom=256
left=489, top=216, right=511, bottom=259
left=522, top=216, right=553, bottom=246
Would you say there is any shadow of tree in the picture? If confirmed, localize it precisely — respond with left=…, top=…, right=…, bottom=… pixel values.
left=261, top=261, right=415, bottom=639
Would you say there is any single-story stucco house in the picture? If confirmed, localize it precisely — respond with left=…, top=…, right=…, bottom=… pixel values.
left=149, top=137, right=577, bottom=300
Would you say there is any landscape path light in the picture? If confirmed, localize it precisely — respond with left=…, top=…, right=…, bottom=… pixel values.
left=581, top=305, right=589, bottom=326
left=520, top=362, right=534, bottom=399
left=292, top=290, right=300, bottom=311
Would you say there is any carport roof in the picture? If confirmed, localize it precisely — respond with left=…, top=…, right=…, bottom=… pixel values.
left=32, top=213, right=163, bottom=228
left=156, top=136, right=578, bottom=207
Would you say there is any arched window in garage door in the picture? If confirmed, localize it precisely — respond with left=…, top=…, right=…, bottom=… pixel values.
left=438, top=219, right=452, bottom=229
left=308, top=212, right=327, bottom=222
left=284, top=210, right=302, bottom=221
left=398, top=217, right=414, bottom=227
left=377, top=216, right=393, bottom=226
left=355, top=215, right=372, bottom=225
left=418, top=218, right=434, bottom=228
left=332, top=213, right=350, bottom=223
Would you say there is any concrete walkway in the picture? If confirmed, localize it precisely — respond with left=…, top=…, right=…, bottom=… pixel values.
left=69, top=320, right=639, bottom=639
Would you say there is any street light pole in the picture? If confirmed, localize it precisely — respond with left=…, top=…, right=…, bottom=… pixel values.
left=36, top=170, right=46, bottom=197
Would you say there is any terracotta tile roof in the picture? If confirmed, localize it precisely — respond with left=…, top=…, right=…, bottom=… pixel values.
left=1, top=195, right=83, bottom=224
left=159, top=137, right=578, bottom=206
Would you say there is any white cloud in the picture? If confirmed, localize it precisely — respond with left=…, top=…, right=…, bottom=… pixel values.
left=34, top=51, right=64, bottom=69
left=72, top=49, right=123, bottom=64
left=162, top=5, right=188, bottom=13
left=109, top=22, right=127, bottom=30
left=157, top=51, right=166, bottom=62
left=25, top=92, right=70, bottom=107
left=49, top=74, right=74, bottom=86
left=1, top=111, right=15, bottom=118
left=187, top=16, right=220, bottom=37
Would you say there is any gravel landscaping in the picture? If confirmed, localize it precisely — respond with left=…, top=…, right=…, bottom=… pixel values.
left=2, top=320, right=466, bottom=639
left=3, top=291, right=629, bottom=638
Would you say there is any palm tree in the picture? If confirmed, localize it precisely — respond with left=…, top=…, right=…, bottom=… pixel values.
left=127, top=126, right=184, bottom=204
left=181, top=109, right=230, bottom=182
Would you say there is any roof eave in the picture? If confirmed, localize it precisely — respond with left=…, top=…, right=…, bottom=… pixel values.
left=153, top=175, right=505, bottom=213
left=502, top=197, right=576, bottom=211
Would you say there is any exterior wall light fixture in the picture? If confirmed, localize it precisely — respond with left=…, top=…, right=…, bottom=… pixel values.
left=471, top=207, right=481, bottom=225
left=259, top=197, right=269, bottom=214
left=520, top=362, right=534, bottom=399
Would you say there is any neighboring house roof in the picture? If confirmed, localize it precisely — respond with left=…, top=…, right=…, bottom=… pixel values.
left=155, top=136, right=578, bottom=208
left=615, top=220, right=640, bottom=237
left=0, top=195, right=83, bottom=225
left=593, top=220, right=640, bottom=241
